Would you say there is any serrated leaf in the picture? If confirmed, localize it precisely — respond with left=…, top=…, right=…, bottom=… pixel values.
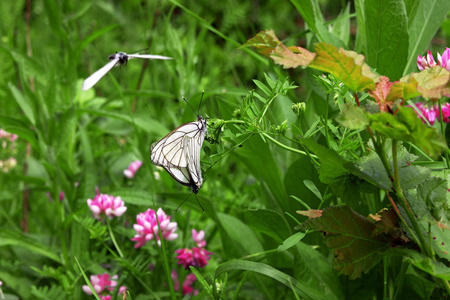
left=299, top=206, right=390, bottom=279
left=389, top=75, right=420, bottom=101
left=270, top=44, right=315, bottom=69
left=309, top=43, right=378, bottom=91
left=336, top=103, right=369, bottom=129
left=414, top=66, right=450, bottom=100
left=391, top=249, right=450, bottom=280
left=405, top=177, right=450, bottom=259
left=357, top=141, right=431, bottom=191
left=240, top=30, right=280, bottom=57
left=368, top=106, right=446, bottom=157
left=297, top=209, right=322, bottom=218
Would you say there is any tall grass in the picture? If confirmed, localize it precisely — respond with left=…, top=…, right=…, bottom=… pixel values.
left=1, top=0, right=449, bottom=299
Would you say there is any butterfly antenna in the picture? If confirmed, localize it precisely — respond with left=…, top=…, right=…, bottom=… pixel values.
left=195, top=194, right=205, bottom=212
left=182, top=96, right=198, bottom=116
left=198, top=90, right=205, bottom=116
left=175, top=192, right=205, bottom=212
left=175, top=193, right=193, bottom=212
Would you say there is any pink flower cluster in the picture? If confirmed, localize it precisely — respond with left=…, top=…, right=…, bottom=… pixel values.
left=417, top=48, right=450, bottom=71
left=124, top=160, right=142, bottom=178
left=87, top=194, right=127, bottom=220
left=131, top=208, right=178, bottom=248
left=82, top=273, right=126, bottom=300
left=0, top=129, right=18, bottom=173
left=0, top=129, right=18, bottom=144
left=409, top=102, right=450, bottom=125
left=172, top=271, right=199, bottom=296
left=175, top=229, right=213, bottom=269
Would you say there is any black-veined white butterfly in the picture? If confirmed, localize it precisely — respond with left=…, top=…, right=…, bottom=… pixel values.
left=150, top=115, right=207, bottom=194
left=81, top=52, right=172, bottom=91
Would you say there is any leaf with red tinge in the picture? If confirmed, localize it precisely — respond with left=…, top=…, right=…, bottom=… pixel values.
left=309, top=43, right=378, bottom=92
left=298, top=205, right=391, bottom=279
left=369, top=208, right=407, bottom=241
left=388, top=75, right=420, bottom=101
left=297, top=209, right=322, bottom=218
left=240, top=30, right=280, bottom=57
left=369, top=76, right=394, bottom=112
left=368, top=76, right=420, bottom=112
left=270, top=44, right=315, bottom=68
left=414, top=66, right=450, bottom=100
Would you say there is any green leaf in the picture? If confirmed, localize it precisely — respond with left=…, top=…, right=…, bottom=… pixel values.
left=0, top=231, right=61, bottom=263
left=189, top=267, right=214, bottom=299
left=365, top=0, right=409, bottom=80
left=293, top=241, right=345, bottom=300
left=253, top=79, right=271, bottom=97
left=244, top=209, right=291, bottom=243
left=8, top=82, right=36, bottom=125
left=299, top=206, right=390, bottom=279
left=336, top=104, right=369, bottom=130
left=299, top=139, right=349, bottom=186
left=303, top=180, right=322, bottom=200
left=391, top=249, right=450, bottom=280
left=404, top=0, right=450, bottom=74
left=278, top=232, right=306, bottom=252
left=0, top=115, right=38, bottom=150
left=357, top=141, right=431, bottom=191
left=396, top=265, right=435, bottom=299
left=405, top=177, right=450, bottom=259
left=368, top=106, right=447, bottom=157
left=290, top=0, right=345, bottom=48
left=110, top=189, right=153, bottom=206
left=215, top=260, right=342, bottom=300
left=217, top=213, right=264, bottom=256
left=309, top=43, right=377, bottom=91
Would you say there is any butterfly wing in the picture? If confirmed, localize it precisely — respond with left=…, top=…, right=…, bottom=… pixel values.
left=151, top=118, right=207, bottom=193
left=127, top=54, right=173, bottom=60
left=82, top=57, right=120, bottom=91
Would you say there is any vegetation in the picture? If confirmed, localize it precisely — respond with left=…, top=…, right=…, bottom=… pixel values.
left=1, top=0, right=450, bottom=299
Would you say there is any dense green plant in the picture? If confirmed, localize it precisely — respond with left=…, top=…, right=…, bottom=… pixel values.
left=1, top=0, right=450, bottom=299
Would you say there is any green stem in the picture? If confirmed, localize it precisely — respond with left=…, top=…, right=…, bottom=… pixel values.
left=392, top=140, right=430, bottom=257
left=260, top=132, right=318, bottom=159
left=438, top=99, right=450, bottom=168
left=258, top=93, right=279, bottom=124
left=155, top=215, right=176, bottom=300
left=441, top=278, right=450, bottom=296
left=106, top=219, right=124, bottom=258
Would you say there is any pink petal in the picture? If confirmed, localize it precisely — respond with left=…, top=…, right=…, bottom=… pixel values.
left=114, top=206, right=127, bottom=217
left=82, top=285, right=93, bottom=295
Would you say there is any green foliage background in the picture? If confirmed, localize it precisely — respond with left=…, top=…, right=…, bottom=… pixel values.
left=1, top=0, right=450, bottom=299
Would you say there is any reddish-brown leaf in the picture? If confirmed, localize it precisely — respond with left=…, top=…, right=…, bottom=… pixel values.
left=369, top=76, right=394, bottom=112
left=299, top=205, right=390, bottom=279
left=240, top=30, right=281, bottom=57
left=297, top=209, right=323, bottom=218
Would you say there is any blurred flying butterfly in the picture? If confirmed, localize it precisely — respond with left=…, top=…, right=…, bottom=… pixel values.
left=150, top=94, right=207, bottom=194
left=81, top=51, right=172, bottom=91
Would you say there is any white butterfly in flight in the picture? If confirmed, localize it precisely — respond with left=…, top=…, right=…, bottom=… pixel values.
left=151, top=115, right=208, bottom=194
left=81, top=52, right=172, bottom=91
